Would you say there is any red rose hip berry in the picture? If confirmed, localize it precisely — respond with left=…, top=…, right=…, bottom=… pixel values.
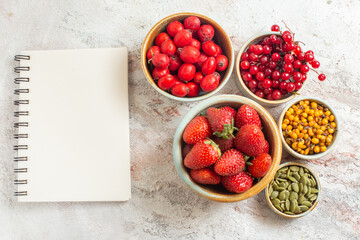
left=215, top=55, right=228, bottom=72
left=161, top=39, right=176, bottom=56
left=155, top=32, right=171, bottom=46
left=174, top=29, right=193, bottom=47
left=186, top=82, right=200, bottom=97
left=168, top=55, right=182, bottom=71
left=184, top=16, right=201, bottom=31
left=202, top=41, right=218, bottom=57
left=201, top=57, right=217, bottom=75
left=180, top=46, right=200, bottom=64
left=151, top=53, right=170, bottom=69
left=146, top=46, right=160, bottom=59
left=152, top=67, right=169, bottom=80
left=157, top=74, right=175, bottom=90
left=193, top=71, right=204, bottom=84
left=171, top=83, right=189, bottom=97
left=178, top=63, right=196, bottom=82
left=200, top=74, right=219, bottom=92
left=197, top=24, right=215, bottom=42
left=166, top=21, right=184, bottom=37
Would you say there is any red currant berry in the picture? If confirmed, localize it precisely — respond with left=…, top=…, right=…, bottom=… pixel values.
left=259, top=56, right=269, bottom=65
left=293, top=71, right=302, bottom=82
left=259, top=64, right=266, bottom=72
left=301, top=74, right=307, bottom=82
left=264, top=87, right=273, bottom=95
left=272, top=79, right=280, bottom=88
left=256, top=72, right=265, bottom=81
left=268, top=61, right=277, bottom=69
left=294, top=46, right=302, bottom=55
left=263, top=45, right=271, bottom=54
left=249, top=53, right=259, bottom=62
left=270, top=35, right=278, bottom=43
left=241, top=52, right=249, bottom=60
left=263, top=79, right=272, bottom=88
left=249, top=65, right=259, bottom=75
left=284, top=63, right=294, bottom=73
left=297, top=53, right=305, bottom=61
left=240, top=60, right=250, bottom=70
left=306, top=50, right=314, bottom=55
left=286, top=82, right=295, bottom=92
left=288, top=42, right=296, bottom=51
left=271, top=53, right=280, bottom=62
left=266, top=94, right=273, bottom=100
left=318, top=74, right=326, bottom=81
left=271, top=24, right=280, bottom=32
left=249, top=44, right=256, bottom=53
left=284, top=54, right=294, bottom=63
left=258, top=82, right=264, bottom=89
left=305, top=53, right=314, bottom=62
left=272, top=70, right=281, bottom=80
left=311, top=60, right=320, bottom=68
left=293, top=60, right=302, bottom=69
left=262, top=37, right=271, bottom=46
left=272, top=90, right=282, bottom=100
left=254, top=45, right=264, bottom=55
left=264, top=68, right=272, bottom=76
left=255, top=90, right=265, bottom=98
left=300, top=64, right=310, bottom=74
left=249, top=80, right=257, bottom=89
left=294, top=81, right=302, bottom=90
left=281, top=72, right=290, bottom=81
left=242, top=72, right=252, bottom=82
left=282, top=33, right=293, bottom=43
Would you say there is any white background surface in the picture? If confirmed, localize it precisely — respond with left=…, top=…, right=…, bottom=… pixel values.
left=0, top=0, right=359, bottom=239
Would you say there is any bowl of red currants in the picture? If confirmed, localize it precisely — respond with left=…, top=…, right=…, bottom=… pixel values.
left=235, top=24, right=326, bottom=107
left=141, top=13, right=234, bottom=102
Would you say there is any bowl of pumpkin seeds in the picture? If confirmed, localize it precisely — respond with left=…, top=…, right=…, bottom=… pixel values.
left=265, top=162, right=321, bottom=218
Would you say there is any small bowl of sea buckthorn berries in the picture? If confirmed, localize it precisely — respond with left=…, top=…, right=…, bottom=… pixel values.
left=278, top=96, right=339, bottom=160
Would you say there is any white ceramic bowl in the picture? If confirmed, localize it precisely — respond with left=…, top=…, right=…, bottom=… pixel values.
left=278, top=96, right=339, bottom=160
left=235, top=32, right=307, bottom=107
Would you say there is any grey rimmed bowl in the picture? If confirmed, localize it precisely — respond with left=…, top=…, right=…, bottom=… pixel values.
left=278, top=96, right=339, bottom=160
left=265, top=162, right=321, bottom=218
left=235, top=32, right=308, bottom=107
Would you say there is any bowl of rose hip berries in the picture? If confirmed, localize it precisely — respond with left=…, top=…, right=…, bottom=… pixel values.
left=173, top=95, right=282, bottom=202
left=235, top=23, right=327, bottom=107
left=141, top=13, right=234, bottom=101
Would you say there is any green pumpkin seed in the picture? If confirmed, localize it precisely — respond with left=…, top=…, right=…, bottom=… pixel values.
left=304, top=168, right=309, bottom=173
left=299, top=167, right=304, bottom=176
left=287, top=185, right=292, bottom=191
left=288, top=176, right=298, bottom=183
left=272, top=198, right=280, bottom=206
left=299, top=183, right=304, bottom=193
left=280, top=173, right=287, bottom=178
left=283, top=181, right=289, bottom=188
left=303, top=185, right=308, bottom=194
left=295, top=206, right=301, bottom=214
left=284, top=211, right=295, bottom=215
left=268, top=186, right=273, bottom=195
left=280, top=202, right=285, bottom=210
left=275, top=172, right=280, bottom=178
left=290, top=166, right=300, bottom=172
left=276, top=187, right=286, bottom=191
left=302, top=201, right=312, bottom=207
left=277, top=178, right=287, bottom=182
left=298, top=194, right=305, bottom=204
left=289, top=192, right=298, bottom=201
left=299, top=205, right=309, bottom=211
left=285, top=199, right=290, bottom=211
left=300, top=176, right=307, bottom=185
left=306, top=187, right=312, bottom=197
left=293, top=172, right=301, bottom=181
left=287, top=169, right=291, bottom=178
left=275, top=204, right=283, bottom=212
left=271, top=191, right=279, bottom=199
left=311, top=188, right=319, bottom=194
left=285, top=190, right=290, bottom=200
left=279, top=190, right=287, bottom=200
left=290, top=199, right=298, bottom=212
left=278, top=182, right=286, bottom=188
left=292, top=183, right=299, bottom=193
left=310, top=194, right=318, bottom=201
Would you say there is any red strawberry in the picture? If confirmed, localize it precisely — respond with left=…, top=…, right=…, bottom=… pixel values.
left=190, top=168, right=221, bottom=185
left=262, top=140, right=269, bottom=154
left=184, top=139, right=220, bottom=169
left=235, top=105, right=261, bottom=129
left=183, top=116, right=212, bottom=145
left=211, top=135, right=234, bottom=153
left=214, top=149, right=245, bottom=176
left=182, top=144, right=193, bottom=158
left=234, top=125, right=266, bottom=157
left=206, top=107, right=237, bottom=139
left=222, top=171, right=253, bottom=193
left=220, top=106, right=237, bottom=123
left=248, top=153, right=272, bottom=178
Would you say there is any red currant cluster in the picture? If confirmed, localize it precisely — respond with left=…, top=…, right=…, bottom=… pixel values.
left=146, top=16, right=229, bottom=98
left=240, top=23, right=326, bottom=100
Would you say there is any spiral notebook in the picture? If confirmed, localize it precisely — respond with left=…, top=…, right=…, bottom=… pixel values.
left=14, top=48, right=131, bottom=202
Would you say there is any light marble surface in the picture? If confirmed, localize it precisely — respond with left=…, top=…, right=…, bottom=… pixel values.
left=1, top=0, right=359, bottom=239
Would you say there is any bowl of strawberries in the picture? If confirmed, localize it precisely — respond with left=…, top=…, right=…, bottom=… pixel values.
left=173, top=95, right=282, bottom=202
left=141, top=13, right=234, bottom=101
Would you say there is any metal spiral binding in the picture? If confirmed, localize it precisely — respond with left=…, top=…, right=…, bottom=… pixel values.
left=14, top=55, right=30, bottom=197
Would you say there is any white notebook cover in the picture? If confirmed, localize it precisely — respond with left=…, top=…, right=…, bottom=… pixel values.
left=15, top=48, right=131, bottom=202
